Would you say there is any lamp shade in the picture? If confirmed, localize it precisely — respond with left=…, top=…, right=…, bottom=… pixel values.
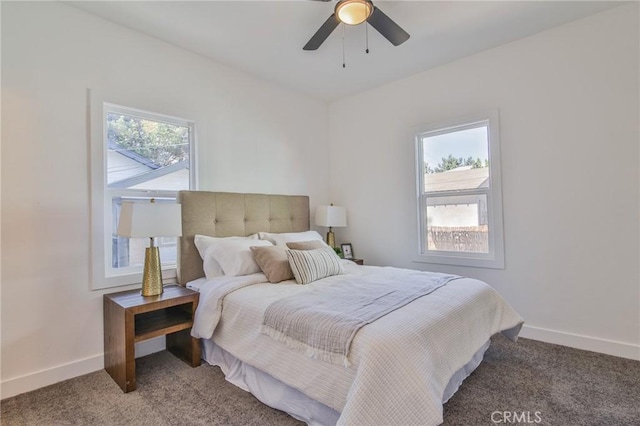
left=117, top=201, right=182, bottom=238
left=315, top=205, right=347, bottom=228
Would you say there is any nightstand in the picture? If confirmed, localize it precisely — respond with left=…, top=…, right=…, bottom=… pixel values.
left=349, top=258, right=364, bottom=265
left=103, top=285, right=201, bottom=393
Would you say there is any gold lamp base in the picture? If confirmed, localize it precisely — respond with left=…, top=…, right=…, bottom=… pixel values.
left=326, top=228, right=336, bottom=248
left=141, top=246, right=163, bottom=297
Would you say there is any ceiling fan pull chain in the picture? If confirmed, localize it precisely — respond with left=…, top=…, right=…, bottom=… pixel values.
left=366, top=23, right=369, bottom=54
left=342, top=24, right=346, bottom=68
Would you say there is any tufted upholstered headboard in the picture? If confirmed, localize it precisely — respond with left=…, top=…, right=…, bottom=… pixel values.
left=177, top=191, right=310, bottom=285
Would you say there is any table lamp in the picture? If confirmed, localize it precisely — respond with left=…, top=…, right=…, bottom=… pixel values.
left=315, top=204, right=347, bottom=248
left=117, top=199, right=182, bottom=296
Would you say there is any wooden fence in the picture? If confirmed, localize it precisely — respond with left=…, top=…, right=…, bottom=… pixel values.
left=427, top=225, right=489, bottom=253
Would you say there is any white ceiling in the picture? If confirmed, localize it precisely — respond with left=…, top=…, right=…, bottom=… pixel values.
left=67, top=1, right=621, bottom=102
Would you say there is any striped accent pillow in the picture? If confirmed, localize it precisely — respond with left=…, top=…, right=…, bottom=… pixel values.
left=287, top=248, right=345, bottom=284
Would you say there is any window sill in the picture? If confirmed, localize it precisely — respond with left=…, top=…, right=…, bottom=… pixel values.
left=412, top=254, right=504, bottom=270
left=92, top=267, right=178, bottom=291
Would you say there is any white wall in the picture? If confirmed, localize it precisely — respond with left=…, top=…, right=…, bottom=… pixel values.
left=1, top=2, right=329, bottom=398
left=328, top=5, right=639, bottom=360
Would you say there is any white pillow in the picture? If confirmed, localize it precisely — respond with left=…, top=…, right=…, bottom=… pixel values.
left=209, top=239, right=273, bottom=277
left=258, top=230, right=324, bottom=246
left=194, top=234, right=258, bottom=278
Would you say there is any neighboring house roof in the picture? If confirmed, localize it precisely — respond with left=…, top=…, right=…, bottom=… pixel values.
left=425, top=167, right=489, bottom=192
left=107, top=148, right=189, bottom=191
left=107, top=149, right=153, bottom=185
left=108, top=140, right=159, bottom=169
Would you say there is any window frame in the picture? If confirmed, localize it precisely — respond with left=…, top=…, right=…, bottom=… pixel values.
left=414, top=110, right=505, bottom=269
left=90, top=98, right=196, bottom=290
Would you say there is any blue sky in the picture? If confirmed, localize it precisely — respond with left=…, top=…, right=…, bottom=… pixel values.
left=423, top=126, right=488, bottom=170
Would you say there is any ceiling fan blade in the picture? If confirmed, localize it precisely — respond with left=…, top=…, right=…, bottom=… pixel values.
left=303, top=13, right=340, bottom=50
left=367, top=6, right=410, bottom=46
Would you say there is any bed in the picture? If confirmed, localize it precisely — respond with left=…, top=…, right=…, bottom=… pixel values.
left=177, top=190, right=523, bottom=426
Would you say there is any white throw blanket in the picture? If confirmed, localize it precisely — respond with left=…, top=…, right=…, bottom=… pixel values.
left=191, top=263, right=523, bottom=426
left=261, top=271, right=459, bottom=367
left=191, top=273, right=268, bottom=339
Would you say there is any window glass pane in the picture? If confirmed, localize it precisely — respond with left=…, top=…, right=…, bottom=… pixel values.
left=106, top=112, right=190, bottom=191
left=425, top=194, right=489, bottom=254
left=423, top=126, right=489, bottom=192
left=111, top=196, right=178, bottom=270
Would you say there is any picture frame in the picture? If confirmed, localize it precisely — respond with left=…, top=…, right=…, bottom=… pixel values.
left=341, top=243, right=354, bottom=260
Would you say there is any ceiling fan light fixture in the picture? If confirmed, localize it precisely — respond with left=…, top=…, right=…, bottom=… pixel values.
left=303, top=0, right=409, bottom=51
left=335, top=0, right=373, bottom=26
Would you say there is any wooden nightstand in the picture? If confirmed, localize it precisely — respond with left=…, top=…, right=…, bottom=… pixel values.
left=103, top=285, right=201, bottom=393
left=349, top=258, right=364, bottom=265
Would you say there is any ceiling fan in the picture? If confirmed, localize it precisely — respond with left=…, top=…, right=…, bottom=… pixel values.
left=303, top=0, right=410, bottom=51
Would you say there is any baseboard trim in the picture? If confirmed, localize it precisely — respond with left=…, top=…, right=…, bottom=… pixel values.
left=135, top=336, right=165, bottom=358
left=1, top=337, right=165, bottom=400
left=520, top=325, right=640, bottom=361
left=0, top=353, right=104, bottom=400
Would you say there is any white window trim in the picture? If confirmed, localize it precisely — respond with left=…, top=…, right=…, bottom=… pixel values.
left=413, top=110, right=505, bottom=269
left=88, top=90, right=197, bottom=290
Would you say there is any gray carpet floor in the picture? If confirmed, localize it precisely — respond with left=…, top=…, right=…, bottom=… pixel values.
left=2, top=336, right=638, bottom=425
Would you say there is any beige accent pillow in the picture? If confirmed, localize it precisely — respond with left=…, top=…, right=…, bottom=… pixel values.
left=287, top=248, right=345, bottom=285
left=286, top=240, right=328, bottom=250
left=250, top=245, right=294, bottom=283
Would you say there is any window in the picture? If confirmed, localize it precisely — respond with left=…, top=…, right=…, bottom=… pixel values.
left=90, top=102, right=195, bottom=289
left=415, top=111, right=504, bottom=269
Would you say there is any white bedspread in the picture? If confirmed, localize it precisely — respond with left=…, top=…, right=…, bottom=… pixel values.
left=262, top=269, right=458, bottom=367
left=192, top=262, right=523, bottom=426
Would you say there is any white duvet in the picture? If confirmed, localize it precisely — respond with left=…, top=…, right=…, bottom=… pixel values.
left=191, top=261, right=523, bottom=426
